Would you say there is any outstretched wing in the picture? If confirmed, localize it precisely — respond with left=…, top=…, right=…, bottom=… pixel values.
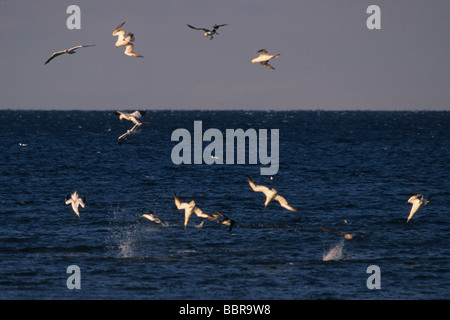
left=44, top=51, right=66, bottom=65
left=187, top=24, right=208, bottom=32
left=246, top=175, right=270, bottom=193
left=274, top=194, right=298, bottom=212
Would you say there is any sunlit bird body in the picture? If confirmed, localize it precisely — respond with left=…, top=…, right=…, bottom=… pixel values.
left=44, top=45, right=95, bottom=65
left=65, top=191, right=86, bottom=217
left=407, top=194, right=431, bottom=222
left=187, top=23, right=228, bottom=40
left=174, top=194, right=197, bottom=228
left=247, top=175, right=298, bottom=212
left=251, top=49, right=280, bottom=70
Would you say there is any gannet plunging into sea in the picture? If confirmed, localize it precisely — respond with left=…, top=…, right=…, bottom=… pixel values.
left=174, top=194, right=197, bottom=229
left=407, top=194, right=431, bottom=222
left=194, top=208, right=236, bottom=231
left=44, top=45, right=95, bottom=65
left=117, top=123, right=140, bottom=145
left=246, top=175, right=298, bottom=212
left=114, top=110, right=147, bottom=125
left=251, top=49, right=280, bottom=70
left=141, top=211, right=169, bottom=227
left=187, top=23, right=228, bottom=40
left=65, top=191, right=86, bottom=217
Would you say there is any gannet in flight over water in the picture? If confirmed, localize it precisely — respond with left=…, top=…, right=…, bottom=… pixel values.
left=114, top=110, right=147, bottom=125
left=246, top=175, right=298, bottom=212
left=193, top=207, right=236, bottom=231
left=112, top=22, right=134, bottom=47
left=44, top=45, right=95, bottom=65
left=251, top=49, right=280, bottom=70
left=187, top=23, right=228, bottom=40
left=407, top=194, right=431, bottom=222
left=65, top=191, right=86, bottom=217
left=174, top=194, right=197, bottom=229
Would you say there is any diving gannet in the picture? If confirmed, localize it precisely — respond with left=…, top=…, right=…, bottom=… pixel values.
left=124, top=42, right=143, bottom=58
left=187, top=23, right=228, bottom=40
left=174, top=194, right=196, bottom=229
left=251, top=49, right=280, bottom=70
left=44, top=45, right=95, bottom=65
left=65, top=191, right=86, bottom=217
left=114, top=110, right=147, bottom=125
left=117, top=123, right=141, bottom=144
left=212, top=212, right=236, bottom=232
left=246, top=175, right=298, bottom=212
left=112, top=22, right=134, bottom=47
left=141, top=211, right=169, bottom=227
left=407, top=194, right=431, bottom=222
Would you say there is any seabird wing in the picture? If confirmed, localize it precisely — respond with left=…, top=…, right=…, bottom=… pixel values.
left=246, top=175, right=270, bottom=193
left=274, top=194, right=298, bottom=212
left=187, top=24, right=208, bottom=31
left=256, top=49, right=268, bottom=55
left=174, top=194, right=189, bottom=210
left=113, top=21, right=126, bottom=34
left=261, top=61, right=275, bottom=70
left=194, top=207, right=214, bottom=219
left=44, top=51, right=66, bottom=65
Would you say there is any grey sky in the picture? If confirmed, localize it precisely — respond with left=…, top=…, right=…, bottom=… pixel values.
left=1, top=0, right=449, bottom=110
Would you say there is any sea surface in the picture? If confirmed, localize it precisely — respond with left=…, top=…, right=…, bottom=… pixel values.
left=1, top=110, right=449, bottom=300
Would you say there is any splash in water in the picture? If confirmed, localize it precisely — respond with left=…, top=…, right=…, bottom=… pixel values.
left=323, top=240, right=345, bottom=261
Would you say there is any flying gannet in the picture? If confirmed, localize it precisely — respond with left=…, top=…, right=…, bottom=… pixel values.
left=407, top=194, right=431, bottom=222
left=141, top=211, right=169, bottom=227
left=246, top=175, right=298, bottom=212
left=194, top=208, right=236, bottom=231
left=44, top=45, right=95, bottom=65
left=187, top=23, right=228, bottom=40
left=251, top=49, right=280, bottom=70
left=114, top=110, right=147, bottom=125
left=174, top=194, right=197, bottom=229
left=65, top=191, right=86, bottom=217
left=112, top=21, right=134, bottom=47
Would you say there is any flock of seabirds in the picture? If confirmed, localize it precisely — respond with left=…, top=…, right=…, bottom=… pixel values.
left=44, top=22, right=280, bottom=69
left=64, top=109, right=432, bottom=235
left=44, top=20, right=431, bottom=235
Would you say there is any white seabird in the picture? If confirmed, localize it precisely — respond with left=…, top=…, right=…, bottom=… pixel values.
left=194, top=208, right=236, bottom=231
left=44, top=45, right=95, bottom=65
left=407, top=194, right=431, bottom=222
left=246, top=175, right=298, bottom=212
left=174, top=194, right=197, bottom=229
left=65, top=191, right=86, bottom=217
left=187, top=23, right=228, bottom=40
left=124, top=42, right=143, bottom=58
left=141, top=211, right=168, bottom=227
left=251, top=49, right=280, bottom=70
left=114, top=110, right=147, bottom=125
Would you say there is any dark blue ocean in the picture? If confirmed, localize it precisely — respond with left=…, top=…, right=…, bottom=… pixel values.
left=1, top=110, right=449, bottom=300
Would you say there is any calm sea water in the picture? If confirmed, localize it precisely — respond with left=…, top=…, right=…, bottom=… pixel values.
left=0, top=110, right=449, bottom=300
